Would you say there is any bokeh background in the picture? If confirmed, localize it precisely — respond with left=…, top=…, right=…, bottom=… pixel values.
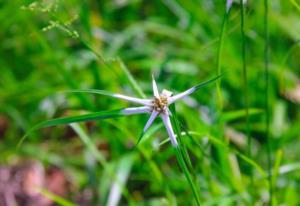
left=0, top=0, right=300, bottom=205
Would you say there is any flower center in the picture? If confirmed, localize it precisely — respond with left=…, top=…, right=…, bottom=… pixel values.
left=152, top=96, right=168, bottom=113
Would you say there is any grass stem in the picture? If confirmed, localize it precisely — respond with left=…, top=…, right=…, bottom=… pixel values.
left=216, top=11, right=228, bottom=111
left=264, top=0, right=273, bottom=204
left=240, top=0, right=252, bottom=184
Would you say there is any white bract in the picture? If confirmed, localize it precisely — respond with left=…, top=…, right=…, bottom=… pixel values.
left=226, top=0, right=247, bottom=13
left=110, top=75, right=211, bottom=147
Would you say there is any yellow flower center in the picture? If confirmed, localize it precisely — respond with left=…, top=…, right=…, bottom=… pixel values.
left=152, top=96, right=168, bottom=113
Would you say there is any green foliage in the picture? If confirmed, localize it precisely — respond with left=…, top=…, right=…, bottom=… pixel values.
left=1, top=0, right=300, bottom=205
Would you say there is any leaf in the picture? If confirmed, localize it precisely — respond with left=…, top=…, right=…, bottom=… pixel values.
left=194, top=74, right=223, bottom=91
left=64, top=89, right=121, bottom=98
left=206, top=134, right=267, bottom=178
left=116, top=58, right=146, bottom=98
left=220, top=108, right=263, bottom=122
left=38, top=188, right=77, bottom=206
left=135, top=131, right=145, bottom=146
left=161, top=130, right=267, bottom=178
left=107, top=154, right=135, bottom=206
left=70, top=124, right=133, bottom=204
left=290, top=0, right=300, bottom=12
left=169, top=105, right=202, bottom=206
left=18, top=109, right=125, bottom=148
left=173, top=146, right=201, bottom=206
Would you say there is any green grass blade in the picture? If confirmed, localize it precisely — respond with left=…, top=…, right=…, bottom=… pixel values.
left=70, top=124, right=134, bottom=205
left=135, top=131, right=145, bottom=146
left=289, top=0, right=300, bottom=11
left=220, top=108, right=263, bottom=122
left=272, top=150, right=283, bottom=206
left=64, top=89, right=122, bottom=98
left=216, top=11, right=228, bottom=111
left=194, top=74, right=223, bottom=92
left=169, top=104, right=194, bottom=173
left=176, top=128, right=234, bottom=186
left=174, top=130, right=267, bottom=178
left=107, top=154, right=135, bottom=206
left=18, top=109, right=125, bottom=147
left=169, top=105, right=201, bottom=206
left=240, top=0, right=252, bottom=183
left=264, top=0, right=273, bottom=204
left=207, top=133, right=266, bottom=178
left=174, top=146, right=201, bottom=206
left=116, top=58, right=146, bottom=98
left=38, top=189, right=77, bottom=206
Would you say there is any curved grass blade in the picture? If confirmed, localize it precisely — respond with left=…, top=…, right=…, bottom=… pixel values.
left=220, top=108, right=263, bottom=122
left=173, top=146, right=201, bottom=206
left=194, top=74, right=223, bottom=91
left=18, top=109, right=125, bottom=148
left=169, top=104, right=194, bottom=173
left=160, top=130, right=267, bottom=178
left=240, top=0, right=253, bottom=186
left=65, top=89, right=125, bottom=98
left=216, top=9, right=229, bottom=111
left=207, top=134, right=266, bottom=178
left=264, top=0, right=273, bottom=203
left=135, top=131, right=145, bottom=146
left=64, top=89, right=151, bottom=106
left=169, top=105, right=201, bottom=206
left=116, top=58, right=146, bottom=98
left=38, top=189, right=77, bottom=206
left=70, top=124, right=133, bottom=204
left=290, top=0, right=300, bottom=12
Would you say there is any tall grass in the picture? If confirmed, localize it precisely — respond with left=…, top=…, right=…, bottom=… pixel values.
left=1, top=0, right=300, bottom=205
left=240, top=0, right=253, bottom=192
left=264, top=0, right=273, bottom=204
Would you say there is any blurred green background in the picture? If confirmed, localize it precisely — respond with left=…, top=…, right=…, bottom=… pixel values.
left=0, top=0, right=300, bottom=205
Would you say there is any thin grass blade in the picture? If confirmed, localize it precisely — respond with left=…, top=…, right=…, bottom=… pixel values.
left=173, top=146, right=201, bottom=206
left=18, top=109, right=125, bottom=147
left=194, top=74, right=223, bottom=91
left=38, top=189, right=77, bottom=206
left=169, top=105, right=201, bottom=206
left=65, top=89, right=151, bottom=105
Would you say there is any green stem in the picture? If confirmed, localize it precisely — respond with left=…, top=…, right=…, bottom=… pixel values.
left=170, top=105, right=201, bottom=206
left=216, top=11, right=228, bottom=111
left=264, top=0, right=273, bottom=205
left=240, top=0, right=252, bottom=181
left=174, top=146, right=201, bottom=206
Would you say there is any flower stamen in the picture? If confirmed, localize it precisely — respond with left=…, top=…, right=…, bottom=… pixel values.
left=152, top=95, right=168, bottom=113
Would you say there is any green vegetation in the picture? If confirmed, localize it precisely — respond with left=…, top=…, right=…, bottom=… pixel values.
left=1, top=0, right=300, bottom=205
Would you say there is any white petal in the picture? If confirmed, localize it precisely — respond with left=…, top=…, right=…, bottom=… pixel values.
left=161, top=89, right=173, bottom=98
left=121, top=106, right=150, bottom=115
left=152, top=75, right=159, bottom=98
left=226, top=0, right=233, bottom=12
left=143, top=110, right=159, bottom=132
left=226, top=0, right=247, bottom=13
left=168, top=87, right=196, bottom=104
left=161, top=114, right=178, bottom=147
left=113, top=94, right=152, bottom=106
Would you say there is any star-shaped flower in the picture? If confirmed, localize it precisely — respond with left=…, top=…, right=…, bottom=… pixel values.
left=19, top=75, right=220, bottom=149
left=104, top=75, right=220, bottom=147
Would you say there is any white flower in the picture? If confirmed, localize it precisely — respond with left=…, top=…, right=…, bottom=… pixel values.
left=226, top=0, right=247, bottom=13
left=108, top=75, right=220, bottom=147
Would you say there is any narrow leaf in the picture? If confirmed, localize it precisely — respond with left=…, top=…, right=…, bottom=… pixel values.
left=136, top=131, right=145, bottom=146
left=117, top=58, right=146, bottom=98
left=18, top=109, right=125, bottom=147
left=174, top=146, right=201, bottom=206
left=194, top=74, right=223, bottom=91
left=38, top=189, right=77, bottom=206
left=65, top=89, right=151, bottom=105
left=220, top=108, right=263, bottom=122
